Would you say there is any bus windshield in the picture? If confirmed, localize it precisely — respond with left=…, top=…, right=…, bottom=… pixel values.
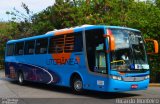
left=110, top=28, right=148, bottom=72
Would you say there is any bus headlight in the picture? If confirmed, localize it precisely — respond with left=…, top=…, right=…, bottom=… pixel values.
left=111, top=75, right=122, bottom=81
left=145, top=75, right=150, bottom=79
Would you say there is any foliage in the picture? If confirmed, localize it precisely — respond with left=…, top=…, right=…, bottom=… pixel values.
left=0, top=0, right=160, bottom=82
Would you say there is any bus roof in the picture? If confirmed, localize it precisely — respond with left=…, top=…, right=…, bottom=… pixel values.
left=7, top=25, right=140, bottom=44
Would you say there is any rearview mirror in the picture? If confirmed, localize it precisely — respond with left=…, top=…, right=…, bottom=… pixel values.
left=145, top=39, right=158, bottom=54
left=104, top=35, right=115, bottom=52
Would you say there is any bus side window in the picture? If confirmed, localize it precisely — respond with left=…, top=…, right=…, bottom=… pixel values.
left=48, top=33, right=83, bottom=54
left=49, top=35, right=64, bottom=53
left=15, top=42, right=24, bottom=55
left=35, top=38, right=48, bottom=54
left=64, top=32, right=83, bottom=53
left=6, top=44, right=15, bottom=56
left=74, top=32, right=83, bottom=52
left=24, top=40, right=35, bottom=55
left=64, top=34, right=74, bottom=53
left=85, top=29, right=107, bottom=74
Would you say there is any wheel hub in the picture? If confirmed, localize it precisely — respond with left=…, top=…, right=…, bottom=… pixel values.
left=74, top=80, right=82, bottom=90
left=19, top=74, right=23, bottom=83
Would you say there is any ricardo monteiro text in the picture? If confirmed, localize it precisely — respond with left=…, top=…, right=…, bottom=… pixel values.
left=116, top=98, right=160, bottom=104
left=116, top=98, right=136, bottom=104
left=137, top=98, right=159, bottom=104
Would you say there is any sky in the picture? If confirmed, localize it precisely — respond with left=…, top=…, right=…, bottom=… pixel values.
left=0, top=0, right=55, bottom=21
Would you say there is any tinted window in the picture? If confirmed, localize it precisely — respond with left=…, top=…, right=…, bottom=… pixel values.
left=85, top=29, right=107, bottom=74
left=6, top=44, right=14, bottom=56
left=15, top=42, right=24, bottom=55
left=49, top=35, right=64, bottom=53
left=74, top=32, right=83, bottom=52
left=64, top=32, right=83, bottom=52
left=35, top=38, right=48, bottom=54
left=24, top=40, right=35, bottom=55
left=64, top=34, right=74, bottom=53
left=49, top=32, right=83, bottom=53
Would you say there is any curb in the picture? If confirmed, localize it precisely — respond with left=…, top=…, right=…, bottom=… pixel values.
left=0, top=70, right=5, bottom=78
left=149, top=84, right=160, bottom=87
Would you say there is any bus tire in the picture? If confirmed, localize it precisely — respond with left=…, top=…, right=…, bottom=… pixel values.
left=71, top=76, right=83, bottom=94
left=18, top=71, right=25, bottom=85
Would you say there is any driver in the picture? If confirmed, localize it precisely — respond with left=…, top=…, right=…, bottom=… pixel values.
left=121, top=52, right=129, bottom=61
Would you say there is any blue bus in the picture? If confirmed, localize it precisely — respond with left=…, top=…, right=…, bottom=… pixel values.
left=5, top=25, right=158, bottom=92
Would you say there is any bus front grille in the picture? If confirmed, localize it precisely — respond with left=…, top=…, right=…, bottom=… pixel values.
left=122, top=77, right=145, bottom=82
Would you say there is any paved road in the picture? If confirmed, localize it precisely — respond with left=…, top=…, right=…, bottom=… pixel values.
left=0, top=70, right=160, bottom=104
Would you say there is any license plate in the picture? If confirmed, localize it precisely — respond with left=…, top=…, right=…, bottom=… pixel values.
left=131, top=84, right=138, bottom=89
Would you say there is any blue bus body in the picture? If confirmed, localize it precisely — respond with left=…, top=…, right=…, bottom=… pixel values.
left=5, top=25, right=149, bottom=92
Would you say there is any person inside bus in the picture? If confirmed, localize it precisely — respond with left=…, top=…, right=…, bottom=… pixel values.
left=121, top=52, right=129, bottom=61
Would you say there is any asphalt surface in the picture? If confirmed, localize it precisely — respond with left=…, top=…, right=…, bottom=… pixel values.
left=0, top=70, right=160, bottom=104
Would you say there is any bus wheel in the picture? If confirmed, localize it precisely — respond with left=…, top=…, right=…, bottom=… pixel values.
left=72, top=77, right=83, bottom=93
left=18, top=72, right=25, bottom=85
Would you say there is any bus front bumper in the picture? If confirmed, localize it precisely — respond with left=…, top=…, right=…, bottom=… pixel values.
left=106, top=79, right=149, bottom=92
